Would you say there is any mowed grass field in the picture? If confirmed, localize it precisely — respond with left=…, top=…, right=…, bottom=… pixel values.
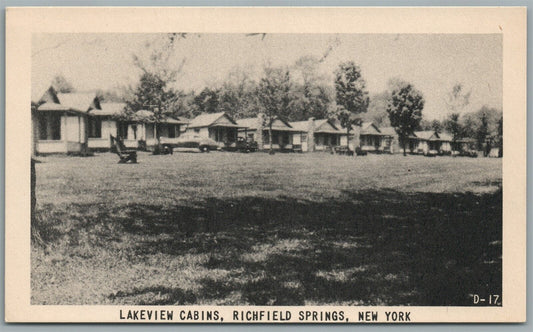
left=32, top=151, right=502, bottom=306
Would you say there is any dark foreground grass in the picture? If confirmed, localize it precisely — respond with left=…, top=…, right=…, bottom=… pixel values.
left=32, top=152, right=502, bottom=305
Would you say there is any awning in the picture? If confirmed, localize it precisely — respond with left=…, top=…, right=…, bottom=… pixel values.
left=37, top=102, right=86, bottom=115
left=315, top=130, right=346, bottom=135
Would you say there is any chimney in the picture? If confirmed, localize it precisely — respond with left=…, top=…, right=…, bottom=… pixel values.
left=307, top=117, right=315, bottom=152
left=256, top=113, right=265, bottom=151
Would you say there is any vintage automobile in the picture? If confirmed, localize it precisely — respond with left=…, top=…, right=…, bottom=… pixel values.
left=452, top=149, right=478, bottom=158
left=235, top=137, right=258, bottom=152
left=161, top=136, right=220, bottom=153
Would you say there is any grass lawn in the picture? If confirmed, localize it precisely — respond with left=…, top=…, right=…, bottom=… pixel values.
left=32, top=151, right=502, bottom=306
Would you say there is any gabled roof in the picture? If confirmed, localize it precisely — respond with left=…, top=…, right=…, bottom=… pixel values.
left=269, top=117, right=296, bottom=131
left=314, top=119, right=344, bottom=134
left=379, top=127, right=397, bottom=136
left=57, top=92, right=101, bottom=112
left=438, top=132, right=453, bottom=142
left=37, top=102, right=72, bottom=111
left=236, top=117, right=259, bottom=129
left=288, top=120, right=309, bottom=132
left=33, top=86, right=60, bottom=105
left=35, top=88, right=96, bottom=114
left=133, top=110, right=188, bottom=124
left=414, top=131, right=439, bottom=141
left=238, top=116, right=302, bottom=132
left=188, top=112, right=243, bottom=128
left=289, top=118, right=344, bottom=134
left=33, top=85, right=102, bottom=114
left=360, top=122, right=382, bottom=135
left=165, top=116, right=189, bottom=125
left=89, top=102, right=126, bottom=117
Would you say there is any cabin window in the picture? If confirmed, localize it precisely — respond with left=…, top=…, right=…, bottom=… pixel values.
left=38, top=113, right=61, bottom=140
left=247, top=133, right=254, bottom=141
left=194, top=128, right=200, bottom=133
left=282, top=133, right=290, bottom=145
left=88, top=117, right=102, bottom=138
left=301, top=133, right=307, bottom=142
left=272, top=132, right=279, bottom=145
left=117, top=122, right=128, bottom=139
left=168, top=125, right=176, bottom=138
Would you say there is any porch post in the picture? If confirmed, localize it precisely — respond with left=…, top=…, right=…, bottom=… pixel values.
left=62, top=112, right=68, bottom=152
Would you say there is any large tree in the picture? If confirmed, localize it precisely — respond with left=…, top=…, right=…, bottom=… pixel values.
left=289, top=56, right=333, bottom=121
left=127, top=34, right=186, bottom=153
left=257, top=66, right=291, bottom=154
left=386, top=81, right=425, bottom=156
left=444, top=113, right=462, bottom=151
left=497, top=116, right=503, bottom=157
left=193, top=87, right=220, bottom=115
left=126, top=72, right=179, bottom=152
left=476, top=111, right=489, bottom=153
left=334, top=62, right=369, bottom=149
left=365, top=92, right=391, bottom=127
left=216, top=68, right=260, bottom=119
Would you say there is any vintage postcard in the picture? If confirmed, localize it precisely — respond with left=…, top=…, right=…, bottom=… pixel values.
left=5, top=7, right=526, bottom=323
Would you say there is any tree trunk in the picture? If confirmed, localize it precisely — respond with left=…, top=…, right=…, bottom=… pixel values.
left=268, top=122, right=274, bottom=155
left=156, top=122, right=161, bottom=145
left=155, top=122, right=162, bottom=154
left=31, top=157, right=43, bottom=245
left=402, top=136, right=407, bottom=156
left=346, top=127, right=351, bottom=149
left=31, top=158, right=36, bottom=225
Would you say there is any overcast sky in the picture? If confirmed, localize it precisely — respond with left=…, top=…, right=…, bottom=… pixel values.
left=32, top=33, right=502, bottom=120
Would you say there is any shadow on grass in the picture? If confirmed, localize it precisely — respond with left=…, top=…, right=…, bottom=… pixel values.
left=33, top=188, right=502, bottom=306
left=108, top=286, right=197, bottom=305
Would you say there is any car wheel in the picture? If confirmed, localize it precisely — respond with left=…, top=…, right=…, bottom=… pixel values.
left=200, top=145, right=209, bottom=153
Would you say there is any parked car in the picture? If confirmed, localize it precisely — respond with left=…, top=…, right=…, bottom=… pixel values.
left=164, top=136, right=219, bottom=153
left=235, top=137, right=258, bottom=152
left=424, top=150, right=438, bottom=157
left=332, top=146, right=354, bottom=156
left=355, top=147, right=367, bottom=156
left=452, top=150, right=478, bottom=158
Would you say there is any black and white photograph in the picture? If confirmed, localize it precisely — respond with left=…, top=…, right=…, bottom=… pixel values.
left=6, top=7, right=526, bottom=323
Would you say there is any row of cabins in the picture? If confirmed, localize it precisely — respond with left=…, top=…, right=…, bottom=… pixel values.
left=31, top=86, right=465, bottom=156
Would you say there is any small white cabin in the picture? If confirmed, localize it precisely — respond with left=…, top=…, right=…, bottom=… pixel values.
left=32, top=87, right=101, bottom=155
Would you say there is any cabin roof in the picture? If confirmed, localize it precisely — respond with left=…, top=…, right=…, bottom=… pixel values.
left=57, top=92, right=100, bottom=112
left=188, top=112, right=227, bottom=127
left=89, top=102, right=126, bottom=116
left=288, top=120, right=308, bottom=131
left=379, top=127, right=397, bottom=136
left=188, top=112, right=244, bottom=128
left=37, top=102, right=72, bottom=112
left=238, top=116, right=302, bottom=132
left=438, top=132, right=453, bottom=142
left=414, top=131, right=439, bottom=141
left=289, top=119, right=344, bottom=134
left=314, top=119, right=344, bottom=134
left=236, top=117, right=258, bottom=129
left=360, top=122, right=382, bottom=135
left=132, top=110, right=188, bottom=124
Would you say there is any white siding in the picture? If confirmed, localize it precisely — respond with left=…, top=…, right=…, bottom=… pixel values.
left=66, top=116, right=80, bottom=142
left=36, top=141, right=67, bottom=153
